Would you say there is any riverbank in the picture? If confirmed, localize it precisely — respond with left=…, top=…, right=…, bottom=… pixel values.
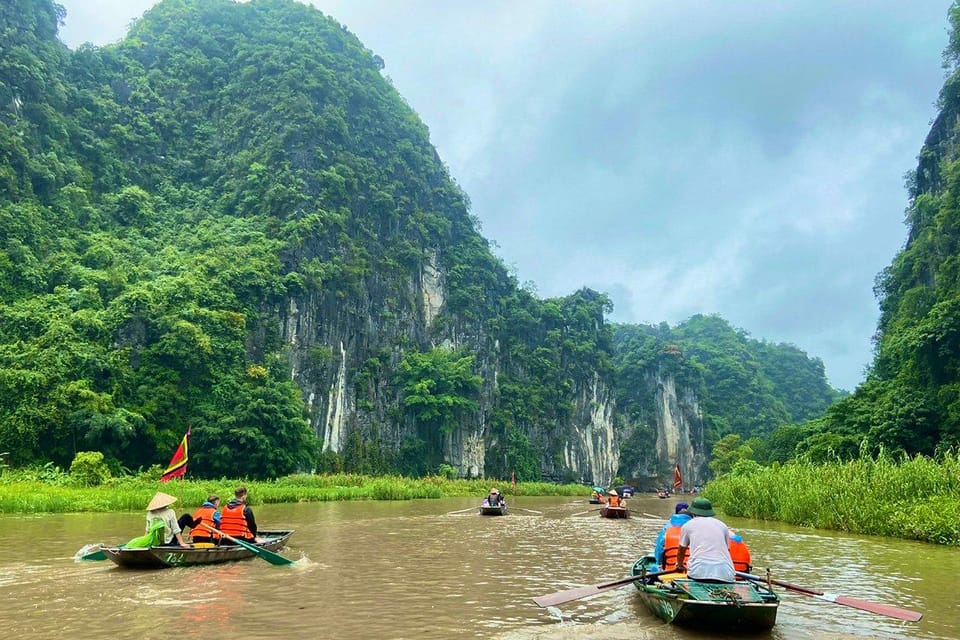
left=0, top=473, right=589, bottom=514
left=704, top=451, right=960, bottom=546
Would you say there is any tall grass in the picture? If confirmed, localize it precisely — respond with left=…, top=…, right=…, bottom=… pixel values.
left=705, top=450, right=960, bottom=546
left=0, top=473, right=589, bottom=514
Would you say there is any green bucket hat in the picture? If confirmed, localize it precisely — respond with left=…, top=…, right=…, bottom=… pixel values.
left=687, top=497, right=715, bottom=517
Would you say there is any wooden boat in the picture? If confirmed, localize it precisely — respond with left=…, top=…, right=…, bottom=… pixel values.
left=102, top=530, right=294, bottom=569
left=589, top=487, right=605, bottom=504
left=478, top=504, right=508, bottom=516
left=630, top=555, right=779, bottom=630
left=599, top=505, right=629, bottom=518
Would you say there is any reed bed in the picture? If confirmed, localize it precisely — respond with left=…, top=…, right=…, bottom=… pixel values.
left=0, top=474, right=589, bottom=514
left=705, top=451, right=960, bottom=546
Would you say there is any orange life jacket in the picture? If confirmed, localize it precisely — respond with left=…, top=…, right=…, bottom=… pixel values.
left=191, top=505, right=220, bottom=540
left=662, top=525, right=683, bottom=569
left=220, top=503, right=251, bottom=539
left=729, top=538, right=752, bottom=573
left=607, top=494, right=622, bottom=507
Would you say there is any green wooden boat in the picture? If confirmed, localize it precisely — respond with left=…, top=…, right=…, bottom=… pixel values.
left=101, top=530, right=294, bottom=569
left=631, top=555, right=779, bottom=631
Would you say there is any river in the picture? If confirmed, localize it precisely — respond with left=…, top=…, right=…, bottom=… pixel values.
left=0, top=495, right=956, bottom=639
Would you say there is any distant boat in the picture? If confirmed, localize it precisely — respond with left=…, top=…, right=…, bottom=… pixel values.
left=479, top=504, right=508, bottom=516
left=657, top=490, right=670, bottom=499
left=599, top=505, right=629, bottom=519
left=589, top=486, right=605, bottom=504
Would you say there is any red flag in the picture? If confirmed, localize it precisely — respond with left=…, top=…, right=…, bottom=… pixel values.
left=160, top=426, right=190, bottom=483
left=673, top=462, right=682, bottom=491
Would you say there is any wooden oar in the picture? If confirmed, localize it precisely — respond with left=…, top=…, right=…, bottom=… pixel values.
left=512, top=507, right=543, bottom=515
left=533, top=570, right=671, bottom=608
left=445, top=506, right=478, bottom=515
left=569, top=507, right=602, bottom=517
left=736, top=571, right=922, bottom=622
left=199, top=524, right=294, bottom=566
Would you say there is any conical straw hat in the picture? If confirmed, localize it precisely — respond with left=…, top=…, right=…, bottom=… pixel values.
left=147, top=491, right=177, bottom=511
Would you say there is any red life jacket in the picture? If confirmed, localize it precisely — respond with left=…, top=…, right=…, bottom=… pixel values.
left=662, top=525, right=683, bottom=569
left=729, top=538, right=752, bottom=572
left=191, top=505, right=220, bottom=540
left=220, top=503, right=251, bottom=539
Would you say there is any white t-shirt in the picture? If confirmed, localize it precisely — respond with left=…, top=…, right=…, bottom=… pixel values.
left=678, top=516, right=734, bottom=582
left=146, top=507, right=181, bottom=544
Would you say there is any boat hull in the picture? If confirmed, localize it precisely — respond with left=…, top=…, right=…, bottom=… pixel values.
left=102, top=530, right=294, bottom=569
left=479, top=505, right=508, bottom=516
left=631, top=556, right=778, bottom=630
left=599, top=506, right=629, bottom=518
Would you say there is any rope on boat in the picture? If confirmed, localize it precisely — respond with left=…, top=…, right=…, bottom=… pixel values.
left=707, top=586, right=746, bottom=607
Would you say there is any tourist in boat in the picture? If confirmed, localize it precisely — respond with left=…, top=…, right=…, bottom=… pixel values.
left=728, top=529, right=752, bottom=574
left=145, top=491, right=189, bottom=547
left=674, top=497, right=735, bottom=583
left=606, top=489, right=623, bottom=507
left=655, top=501, right=691, bottom=569
left=220, top=486, right=259, bottom=543
left=482, top=488, right=506, bottom=507
left=187, top=494, right=222, bottom=544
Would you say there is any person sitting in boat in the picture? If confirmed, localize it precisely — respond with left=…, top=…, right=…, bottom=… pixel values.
left=675, top=497, right=735, bottom=583
left=482, top=488, right=506, bottom=507
left=145, top=491, right=189, bottom=547
left=220, top=486, right=259, bottom=544
left=728, top=529, right=752, bottom=574
left=655, top=501, right=691, bottom=570
left=187, top=494, right=222, bottom=544
left=606, top=489, right=623, bottom=507
left=590, top=488, right=605, bottom=503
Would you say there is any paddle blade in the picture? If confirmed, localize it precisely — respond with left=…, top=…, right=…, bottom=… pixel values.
left=738, top=571, right=922, bottom=622
left=534, top=572, right=661, bottom=607
left=255, top=546, right=295, bottom=566
left=822, top=594, right=923, bottom=622
left=534, top=584, right=610, bottom=608
left=233, top=537, right=295, bottom=566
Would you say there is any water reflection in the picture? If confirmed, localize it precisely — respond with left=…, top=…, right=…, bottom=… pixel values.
left=0, top=496, right=955, bottom=639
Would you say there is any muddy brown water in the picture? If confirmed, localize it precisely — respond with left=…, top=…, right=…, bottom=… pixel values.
left=0, top=495, right=956, bottom=639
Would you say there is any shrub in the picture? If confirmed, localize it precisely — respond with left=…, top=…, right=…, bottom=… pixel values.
left=69, top=452, right=111, bottom=487
left=437, top=463, right=458, bottom=479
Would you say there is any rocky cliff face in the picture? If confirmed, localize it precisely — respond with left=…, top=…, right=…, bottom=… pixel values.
left=274, top=256, right=625, bottom=484
left=653, top=374, right=707, bottom=488
left=275, top=254, right=706, bottom=486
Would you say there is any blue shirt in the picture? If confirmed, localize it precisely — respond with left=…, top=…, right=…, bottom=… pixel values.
left=654, top=513, right=691, bottom=566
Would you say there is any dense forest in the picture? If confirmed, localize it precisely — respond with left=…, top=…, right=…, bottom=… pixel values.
left=0, top=0, right=841, bottom=482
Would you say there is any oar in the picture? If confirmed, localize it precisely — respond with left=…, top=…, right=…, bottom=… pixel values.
left=533, top=570, right=671, bottom=608
left=199, top=524, right=294, bottom=566
left=737, top=571, right=922, bottom=622
left=569, top=508, right=602, bottom=517
left=512, top=507, right=543, bottom=514
left=445, top=506, right=478, bottom=515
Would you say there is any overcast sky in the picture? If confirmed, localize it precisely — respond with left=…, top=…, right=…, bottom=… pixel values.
left=56, top=1, right=955, bottom=391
